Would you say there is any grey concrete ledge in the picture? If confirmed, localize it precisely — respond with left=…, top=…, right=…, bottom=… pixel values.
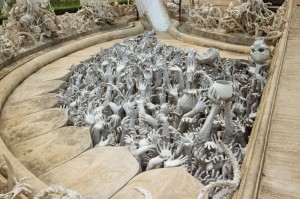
left=0, top=20, right=144, bottom=196
left=167, top=19, right=250, bottom=54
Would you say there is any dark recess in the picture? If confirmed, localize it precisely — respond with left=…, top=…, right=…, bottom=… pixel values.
left=263, top=0, right=285, bottom=6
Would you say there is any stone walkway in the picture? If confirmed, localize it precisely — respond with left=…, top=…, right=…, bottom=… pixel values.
left=257, top=3, right=300, bottom=199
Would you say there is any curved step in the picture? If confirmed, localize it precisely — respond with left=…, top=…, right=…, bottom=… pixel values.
left=1, top=93, right=59, bottom=120
left=8, top=80, right=66, bottom=101
left=11, top=126, right=92, bottom=176
left=39, top=147, right=139, bottom=199
left=0, top=108, right=68, bottom=145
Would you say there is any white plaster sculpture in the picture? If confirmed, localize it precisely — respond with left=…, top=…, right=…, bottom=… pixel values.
left=247, top=38, right=270, bottom=118
left=135, top=187, right=153, bottom=199
left=197, top=140, right=240, bottom=199
left=209, top=80, right=233, bottom=101
left=187, top=0, right=286, bottom=43
left=0, top=0, right=136, bottom=62
left=188, top=3, right=223, bottom=30
left=33, top=187, right=82, bottom=199
left=166, top=2, right=178, bottom=9
left=0, top=155, right=33, bottom=199
left=59, top=32, right=270, bottom=197
left=250, top=39, right=270, bottom=69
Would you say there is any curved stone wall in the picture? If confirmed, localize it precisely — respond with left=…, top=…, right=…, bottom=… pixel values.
left=168, top=20, right=251, bottom=54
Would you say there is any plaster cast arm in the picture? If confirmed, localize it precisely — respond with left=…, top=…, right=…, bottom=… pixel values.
left=169, top=65, right=185, bottom=91
left=182, top=98, right=209, bottom=119
left=196, top=86, right=222, bottom=144
left=224, top=100, right=234, bottom=143
left=164, top=155, right=189, bottom=168
left=146, top=156, right=164, bottom=170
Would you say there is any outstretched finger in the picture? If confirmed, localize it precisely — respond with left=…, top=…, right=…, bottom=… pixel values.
left=204, top=99, right=211, bottom=104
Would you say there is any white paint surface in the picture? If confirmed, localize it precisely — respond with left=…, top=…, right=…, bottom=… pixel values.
left=136, top=0, right=171, bottom=31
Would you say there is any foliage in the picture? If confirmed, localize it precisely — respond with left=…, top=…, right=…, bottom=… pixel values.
left=0, top=0, right=16, bottom=16
left=53, top=5, right=82, bottom=15
left=109, top=0, right=135, bottom=4
left=50, top=0, right=80, bottom=7
left=0, top=15, right=7, bottom=25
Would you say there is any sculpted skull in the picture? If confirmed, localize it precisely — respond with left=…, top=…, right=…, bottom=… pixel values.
left=250, top=39, right=270, bottom=65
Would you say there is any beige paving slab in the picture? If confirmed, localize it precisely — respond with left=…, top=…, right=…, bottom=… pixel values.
left=11, top=126, right=92, bottom=176
left=112, top=167, right=206, bottom=199
left=1, top=93, right=59, bottom=120
left=39, top=147, right=139, bottom=199
left=0, top=108, right=68, bottom=145
left=8, top=80, right=66, bottom=101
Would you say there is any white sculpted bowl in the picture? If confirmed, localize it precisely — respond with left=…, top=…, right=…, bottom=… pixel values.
left=210, top=80, right=233, bottom=100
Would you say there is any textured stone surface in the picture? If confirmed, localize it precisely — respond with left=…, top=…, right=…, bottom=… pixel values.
left=112, top=167, right=206, bottom=199
left=40, top=147, right=139, bottom=199
left=11, top=126, right=92, bottom=176
left=0, top=108, right=68, bottom=145
left=38, top=56, right=84, bottom=70
left=1, top=93, right=59, bottom=120
left=24, top=69, right=71, bottom=83
left=8, top=80, right=66, bottom=101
